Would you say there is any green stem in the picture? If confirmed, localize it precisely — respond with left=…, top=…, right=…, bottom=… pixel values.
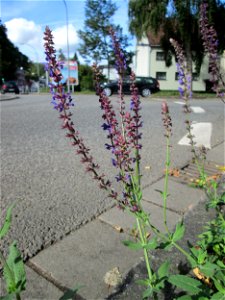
left=135, top=148, right=140, bottom=186
left=163, top=137, right=171, bottom=235
left=146, top=219, right=193, bottom=263
left=136, top=218, right=154, bottom=286
left=16, top=293, right=22, bottom=300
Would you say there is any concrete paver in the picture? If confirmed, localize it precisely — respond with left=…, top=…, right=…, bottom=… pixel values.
left=207, top=141, right=225, bottom=164
left=142, top=179, right=205, bottom=214
left=30, top=220, right=143, bottom=300
left=0, top=266, right=63, bottom=300
left=99, top=200, right=181, bottom=234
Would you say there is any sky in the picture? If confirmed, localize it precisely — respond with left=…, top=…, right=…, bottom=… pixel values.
left=1, top=0, right=134, bottom=64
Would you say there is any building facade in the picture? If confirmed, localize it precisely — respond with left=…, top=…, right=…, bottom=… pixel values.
left=134, top=34, right=225, bottom=91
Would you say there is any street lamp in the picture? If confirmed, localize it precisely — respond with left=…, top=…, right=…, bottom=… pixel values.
left=63, top=0, right=70, bottom=92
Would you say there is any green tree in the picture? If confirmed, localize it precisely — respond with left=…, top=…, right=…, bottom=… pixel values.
left=78, top=64, right=94, bottom=91
left=72, top=52, right=79, bottom=63
left=0, top=21, right=31, bottom=82
left=128, top=0, right=225, bottom=74
left=58, top=48, right=66, bottom=61
left=78, top=0, right=117, bottom=64
left=78, top=0, right=133, bottom=79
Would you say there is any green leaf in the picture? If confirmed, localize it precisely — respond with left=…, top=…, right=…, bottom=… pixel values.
left=213, top=279, right=225, bottom=293
left=136, top=279, right=149, bottom=286
left=217, top=260, right=225, bottom=269
left=168, top=275, right=202, bottom=295
left=142, top=286, right=153, bottom=299
left=172, top=222, right=185, bottom=243
left=4, top=241, right=26, bottom=293
left=144, top=237, right=158, bottom=250
left=176, top=296, right=193, bottom=300
left=123, top=240, right=143, bottom=250
left=154, top=189, right=164, bottom=195
left=157, top=261, right=170, bottom=279
left=211, top=292, right=225, bottom=300
left=199, top=262, right=219, bottom=277
left=0, top=204, right=15, bottom=239
left=59, top=286, right=80, bottom=300
left=0, top=294, right=15, bottom=300
left=159, top=241, right=173, bottom=251
left=177, top=296, right=209, bottom=300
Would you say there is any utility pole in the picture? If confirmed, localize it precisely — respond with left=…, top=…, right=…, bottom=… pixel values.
left=63, top=0, right=70, bottom=92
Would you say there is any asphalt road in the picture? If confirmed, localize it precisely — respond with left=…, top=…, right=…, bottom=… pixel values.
left=1, top=94, right=224, bottom=259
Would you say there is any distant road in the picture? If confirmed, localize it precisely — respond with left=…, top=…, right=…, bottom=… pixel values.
left=1, top=94, right=224, bottom=258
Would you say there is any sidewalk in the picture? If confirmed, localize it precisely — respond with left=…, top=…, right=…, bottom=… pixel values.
left=3, top=142, right=225, bottom=299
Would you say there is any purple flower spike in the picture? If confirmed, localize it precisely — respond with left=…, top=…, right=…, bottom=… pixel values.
left=43, top=26, right=122, bottom=202
left=109, top=27, right=127, bottom=76
left=161, top=101, right=172, bottom=138
left=199, top=3, right=225, bottom=103
left=92, top=37, right=143, bottom=213
left=170, top=38, right=192, bottom=103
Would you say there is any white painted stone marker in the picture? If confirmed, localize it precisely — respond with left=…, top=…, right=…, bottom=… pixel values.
left=178, top=122, right=212, bottom=149
left=190, top=106, right=205, bottom=113
left=174, top=102, right=205, bottom=113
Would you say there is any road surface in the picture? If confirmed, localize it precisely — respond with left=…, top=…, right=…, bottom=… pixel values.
left=1, top=94, right=224, bottom=258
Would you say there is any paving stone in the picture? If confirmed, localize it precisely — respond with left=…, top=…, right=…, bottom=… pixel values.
left=0, top=265, right=63, bottom=300
left=30, top=220, right=143, bottom=300
left=99, top=200, right=181, bottom=235
left=142, top=178, right=205, bottom=213
left=206, top=142, right=225, bottom=165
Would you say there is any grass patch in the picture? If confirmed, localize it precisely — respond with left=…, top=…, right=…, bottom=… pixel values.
left=39, top=87, right=217, bottom=99
left=154, top=90, right=217, bottom=99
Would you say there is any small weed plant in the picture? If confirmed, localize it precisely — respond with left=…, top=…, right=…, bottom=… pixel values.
left=0, top=204, right=26, bottom=300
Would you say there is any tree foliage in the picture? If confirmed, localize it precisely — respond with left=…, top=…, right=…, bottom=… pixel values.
left=58, top=48, right=66, bottom=61
left=128, top=0, right=225, bottom=73
left=0, top=21, right=31, bottom=82
left=78, top=0, right=134, bottom=78
left=78, top=0, right=117, bottom=63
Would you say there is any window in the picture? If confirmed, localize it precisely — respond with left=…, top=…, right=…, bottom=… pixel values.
left=156, top=52, right=165, bottom=61
left=192, top=73, right=199, bottom=81
left=175, top=72, right=199, bottom=81
left=156, top=72, right=166, bottom=80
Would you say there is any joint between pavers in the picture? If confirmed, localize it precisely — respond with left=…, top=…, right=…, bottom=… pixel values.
left=142, top=198, right=184, bottom=215
left=26, top=260, right=85, bottom=300
left=142, top=160, right=191, bottom=191
left=211, top=140, right=225, bottom=149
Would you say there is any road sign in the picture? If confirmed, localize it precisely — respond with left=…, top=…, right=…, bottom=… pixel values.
left=60, top=60, right=79, bottom=85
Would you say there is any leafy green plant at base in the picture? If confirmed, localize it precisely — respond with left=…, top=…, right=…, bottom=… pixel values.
left=0, top=204, right=26, bottom=300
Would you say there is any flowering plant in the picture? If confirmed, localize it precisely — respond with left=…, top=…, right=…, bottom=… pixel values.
left=42, top=3, right=225, bottom=299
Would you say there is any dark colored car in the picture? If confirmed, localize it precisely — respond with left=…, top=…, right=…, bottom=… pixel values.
left=1, top=81, right=20, bottom=94
left=101, top=76, right=160, bottom=97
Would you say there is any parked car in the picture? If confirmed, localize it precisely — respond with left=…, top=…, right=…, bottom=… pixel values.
left=101, top=76, right=160, bottom=97
left=1, top=81, right=20, bottom=94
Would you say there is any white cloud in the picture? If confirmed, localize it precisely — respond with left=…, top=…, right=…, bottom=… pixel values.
left=52, top=24, right=79, bottom=55
left=5, top=18, right=42, bottom=46
left=5, top=18, right=79, bottom=62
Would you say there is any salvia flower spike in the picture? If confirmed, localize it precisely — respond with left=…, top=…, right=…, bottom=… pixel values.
left=44, top=26, right=121, bottom=202
left=199, top=2, right=225, bottom=103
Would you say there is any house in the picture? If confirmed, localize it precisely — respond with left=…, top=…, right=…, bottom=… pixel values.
left=134, top=32, right=225, bottom=91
